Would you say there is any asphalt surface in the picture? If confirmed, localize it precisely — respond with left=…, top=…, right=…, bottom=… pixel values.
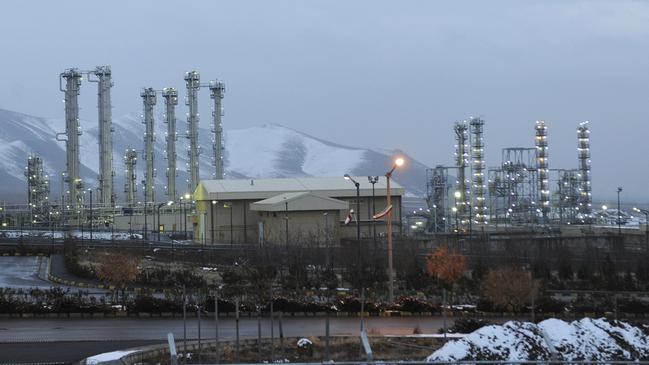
left=0, top=316, right=462, bottom=363
left=0, top=316, right=453, bottom=342
left=0, top=317, right=451, bottom=363
left=0, top=256, right=52, bottom=289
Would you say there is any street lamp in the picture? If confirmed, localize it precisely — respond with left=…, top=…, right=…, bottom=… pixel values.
left=633, top=207, right=649, bottom=253
left=368, top=176, right=379, bottom=244
left=344, top=174, right=362, bottom=290
left=343, top=174, right=361, bottom=245
left=88, top=188, right=93, bottom=241
left=385, top=157, right=404, bottom=304
left=617, top=187, right=623, bottom=236
left=211, top=200, right=218, bottom=244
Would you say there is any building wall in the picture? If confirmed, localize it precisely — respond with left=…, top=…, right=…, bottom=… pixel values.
left=195, top=195, right=402, bottom=245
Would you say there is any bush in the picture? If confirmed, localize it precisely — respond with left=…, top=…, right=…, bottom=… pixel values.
left=447, top=318, right=492, bottom=334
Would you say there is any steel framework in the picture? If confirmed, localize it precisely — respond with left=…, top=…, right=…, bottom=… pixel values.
left=25, top=155, right=50, bottom=224
left=209, top=80, right=226, bottom=179
left=123, top=148, right=138, bottom=207
left=185, top=71, right=201, bottom=194
left=88, top=66, right=115, bottom=207
left=141, top=88, right=157, bottom=205
left=162, top=88, right=178, bottom=201
left=577, top=121, right=592, bottom=223
left=470, top=117, right=486, bottom=224
left=535, top=121, right=550, bottom=222
left=57, top=68, right=83, bottom=208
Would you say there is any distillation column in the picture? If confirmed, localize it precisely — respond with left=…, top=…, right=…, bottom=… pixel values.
left=162, top=88, right=178, bottom=201
left=89, top=66, right=115, bottom=207
left=141, top=88, right=157, bottom=204
left=58, top=69, right=83, bottom=208
left=577, top=121, right=592, bottom=222
left=209, top=80, right=226, bottom=179
left=454, top=121, right=470, bottom=224
left=25, top=155, right=50, bottom=223
left=535, top=121, right=550, bottom=222
left=123, top=149, right=137, bottom=206
left=185, top=71, right=201, bottom=193
left=470, top=117, right=486, bottom=224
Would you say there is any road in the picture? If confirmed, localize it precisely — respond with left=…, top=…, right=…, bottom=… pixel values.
left=0, top=256, right=53, bottom=289
left=0, top=316, right=460, bottom=342
left=0, top=316, right=470, bottom=363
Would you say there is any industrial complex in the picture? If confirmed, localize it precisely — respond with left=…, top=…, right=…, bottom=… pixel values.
left=9, top=66, right=646, bottom=244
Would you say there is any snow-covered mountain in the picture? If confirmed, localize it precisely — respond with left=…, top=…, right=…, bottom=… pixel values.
left=0, top=108, right=429, bottom=203
left=428, top=318, right=649, bottom=361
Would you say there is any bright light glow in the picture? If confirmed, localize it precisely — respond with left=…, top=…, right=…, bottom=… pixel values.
left=454, top=191, right=462, bottom=199
left=184, top=193, right=191, bottom=199
left=394, top=157, right=404, bottom=167
left=602, top=205, right=607, bottom=210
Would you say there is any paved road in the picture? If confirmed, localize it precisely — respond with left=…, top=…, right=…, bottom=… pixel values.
left=0, top=340, right=160, bottom=364
left=0, top=256, right=52, bottom=289
left=0, top=316, right=463, bottom=342
left=0, top=316, right=468, bottom=363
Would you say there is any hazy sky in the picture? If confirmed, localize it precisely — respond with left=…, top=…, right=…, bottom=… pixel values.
left=1, top=1, right=648, bottom=201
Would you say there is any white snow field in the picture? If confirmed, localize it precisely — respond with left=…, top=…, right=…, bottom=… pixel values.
left=428, top=318, right=649, bottom=361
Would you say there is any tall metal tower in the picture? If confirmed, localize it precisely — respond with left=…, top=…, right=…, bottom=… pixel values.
left=185, top=71, right=201, bottom=194
left=209, top=80, right=226, bottom=179
left=162, top=88, right=178, bottom=201
left=576, top=121, right=592, bottom=222
left=454, top=121, right=470, bottom=222
left=88, top=66, right=115, bottom=207
left=469, top=117, right=486, bottom=224
left=57, top=69, right=83, bottom=208
left=123, top=148, right=138, bottom=206
left=25, top=155, right=50, bottom=224
left=141, top=88, right=157, bottom=204
left=535, top=121, right=550, bottom=222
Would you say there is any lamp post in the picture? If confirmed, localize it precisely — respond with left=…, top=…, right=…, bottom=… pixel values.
left=385, top=157, right=404, bottom=304
left=211, top=200, right=217, bottom=244
left=368, top=176, right=379, bottom=244
left=343, top=175, right=361, bottom=244
left=617, top=187, right=623, bottom=236
left=344, top=174, right=362, bottom=290
left=88, top=189, right=93, bottom=241
left=284, top=199, right=289, bottom=248
left=633, top=207, right=649, bottom=253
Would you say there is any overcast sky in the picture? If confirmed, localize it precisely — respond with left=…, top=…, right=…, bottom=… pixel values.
left=1, top=1, right=648, bottom=202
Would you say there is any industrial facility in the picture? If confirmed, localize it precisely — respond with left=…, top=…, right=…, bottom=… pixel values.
left=426, top=118, right=595, bottom=232
left=4, top=64, right=633, bottom=244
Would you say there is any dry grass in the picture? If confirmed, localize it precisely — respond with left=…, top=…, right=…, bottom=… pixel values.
left=150, top=335, right=444, bottom=364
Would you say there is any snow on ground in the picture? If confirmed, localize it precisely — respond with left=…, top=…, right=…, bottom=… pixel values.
left=85, top=350, right=136, bottom=365
left=428, top=318, right=649, bottom=361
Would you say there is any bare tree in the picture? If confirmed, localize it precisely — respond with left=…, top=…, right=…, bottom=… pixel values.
left=482, top=267, right=539, bottom=312
left=95, top=252, right=139, bottom=305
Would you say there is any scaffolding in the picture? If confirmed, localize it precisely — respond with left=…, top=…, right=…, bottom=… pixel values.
left=453, top=121, right=470, bottom=225
left=554, top=168, right=580, bottom=224
left=535, top=121, right=550, bottom=222
left=141, top=88, right=157, bottom=204
left=576, top=121, right=592, bottom=223
left=470, top=117, right=486, bottom=224
left=162, top=88, right=178, bottom=201
left=123, top=148, right=137, bottom=207
left=488, top=148, right=539, bottom=225
left=425, top=165, right=454, bottom=232
left=25, top=155, right=50, bottom=224
left=209, top=80, right=226, bottom=179
left=185, top=71, right=201, bottom=194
